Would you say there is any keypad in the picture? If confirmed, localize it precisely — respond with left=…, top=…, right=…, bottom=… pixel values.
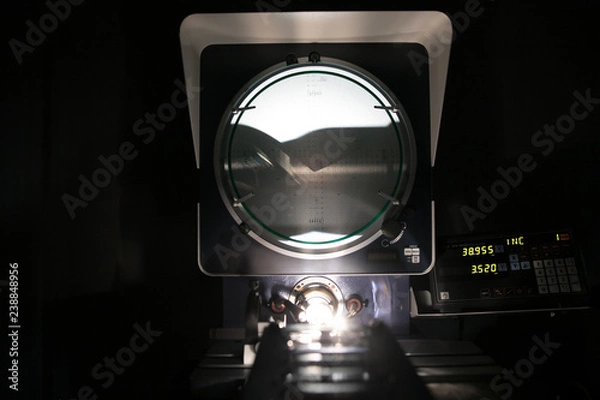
left=447, top=232, right=586, bottom=302
left=535, top=257, right=581, bottom=295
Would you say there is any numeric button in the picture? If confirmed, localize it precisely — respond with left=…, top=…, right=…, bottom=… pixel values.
left=554, top=258, right=565, bottom=267
left=558, top=276, right=569, bottom=285
left=535, top=269, right=545, bottom=277
left=536, top=277, right=547, bottom=285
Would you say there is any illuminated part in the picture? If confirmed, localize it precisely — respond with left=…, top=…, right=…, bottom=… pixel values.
left=462, top=245, right=495, bottom=257
left=280, top=232, right=363, bottom=250
left=291, top=231, right=347, bottom=243
left=557, top=233, right=570, bottom=241
left=305, top=302, right=335, bottom=326
left=232, top=65, right=393, bottom=144
left=214, top=59, right=416, bottom=259
left=506, top=236, right=525, bottom=246
left=471, top=263, right=498, bottom=275
left=289, top=277, right=345, bottom=327
left=298, top=311, right=307, bottom=323
left=371, top=280, right=381, bottom=319
left=181, top=11, right=453, bottom=275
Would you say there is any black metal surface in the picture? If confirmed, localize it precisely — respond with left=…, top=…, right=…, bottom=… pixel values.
left=242, top=324, right=291, bottom=400
left=244, top=280, right=262, bottom=343
left=192, top=331, right=506, bottom=400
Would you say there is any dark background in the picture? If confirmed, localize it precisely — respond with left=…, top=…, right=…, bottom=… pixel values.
left=1, top=0, right=599, bottom=399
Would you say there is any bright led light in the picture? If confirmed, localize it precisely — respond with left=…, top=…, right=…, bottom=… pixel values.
left=305, top=302, right=334, bottom=325
left=289, top=277, right=345, bottom=329
left=329, top=317, right=348, bottom=332
left=280, top=231, right=363, bottom=250
left=298, top=311, right=307, bottom=323
left=290, top=231, right=345, bottom=243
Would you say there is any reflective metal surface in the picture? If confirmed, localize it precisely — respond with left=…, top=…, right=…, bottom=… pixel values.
left=184, top=12, right=444, bottom=274
left=287, top=276, right=345, bottom=326
left=223, top=275, right=410, bottom=336
left=180, top=11, right=452, bottom=167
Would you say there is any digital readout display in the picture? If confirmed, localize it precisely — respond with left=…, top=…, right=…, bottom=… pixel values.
left=438, top=232, right=571, bottom=279
left=434, top=231, right=586, bottom=307
left=471, top=263, right=497, bottom=274
left=462, top=245, right=495, bottom=257
left=461, top=237, right=523, bottom=275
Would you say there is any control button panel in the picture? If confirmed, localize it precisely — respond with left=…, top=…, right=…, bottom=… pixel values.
left=433, top=230, right=588, bottom=308
left=535, top=257, right=582, bottom=294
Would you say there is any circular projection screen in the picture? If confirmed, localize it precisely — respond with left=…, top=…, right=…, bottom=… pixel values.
left=215, top=58, right=416, bottom=259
